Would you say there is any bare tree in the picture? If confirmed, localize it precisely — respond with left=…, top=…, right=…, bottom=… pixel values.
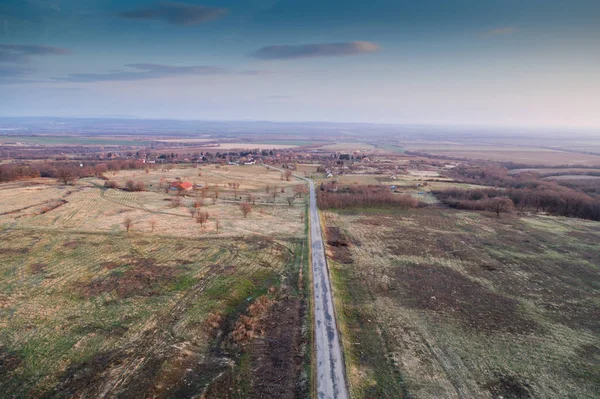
left=104, top=180, right=119, bottom=189
left=189, top=206, right=197, bottom=219
left=232, top=182, right=241, bottom=198
left=265, top=184, right=271, bottom=194
left=56, top=167, right=77, bottom=185
left=270, top=190, right=279, bottom=203
left=240, top=201, right=253, bottom=218
left=300, top=212, right=305, bottom=223
left=149, top=218, right=157, bottom=232
left=123, top=216, right=134, bottom=233
left=170, top=197, right=182, bottom=208
left=133, top=181, right=145, bottom=191
left=486, top=197, right=514, bottom=217
left=125, top=179, right=135, bottom=191
left=194, top=199, right=204, bottom=208
left=293, top=184, right=308, bottom=198
left=196, top=211, right=209, bottom=227
left=95, top=163, right=108, bottom=176
left=284, top=169, right=293, bottom=181
left=247, top=193, right=256, bottom=204
left=215, top=219, right=220, bottom=233
left=286, top=196, right=296, bottom=206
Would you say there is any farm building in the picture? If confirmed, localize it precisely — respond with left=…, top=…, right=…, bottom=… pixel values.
left=170, top=181, right=193, bottom=191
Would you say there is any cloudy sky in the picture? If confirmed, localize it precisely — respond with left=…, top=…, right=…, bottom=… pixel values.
left=1, top=0, right=599, bottom=128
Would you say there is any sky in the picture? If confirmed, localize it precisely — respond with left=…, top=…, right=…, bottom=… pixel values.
left=0, top=0, right=599, bottom=128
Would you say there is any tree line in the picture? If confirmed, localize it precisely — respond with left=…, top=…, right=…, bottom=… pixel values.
left=0, top=160, right=144, bottom=183
left=438, top=165, right=600, bottom=221
left=317, top=184, right=420, bottom=209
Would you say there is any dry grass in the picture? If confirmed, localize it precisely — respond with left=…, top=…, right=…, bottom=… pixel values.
left=404, top=144, right=600, bottom=166
left=325, top=207, right=600, bottom=398
left=0, top=164, right=309, bottom=398
left=108, top=164, right=295, bottom=192
left=0, top=166, right=306, bottom=239
left=318, top=142, right=376, bottom=151
left=0, top=229, right=297, bottom=397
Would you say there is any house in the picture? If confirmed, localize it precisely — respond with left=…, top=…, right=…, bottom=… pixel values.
left=170, top=181, right=193, bottom=191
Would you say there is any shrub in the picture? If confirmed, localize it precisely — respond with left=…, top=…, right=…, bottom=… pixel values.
left=104, top=180, right=119, bottom=189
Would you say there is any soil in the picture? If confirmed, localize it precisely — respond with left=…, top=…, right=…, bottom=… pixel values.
left=44, top=350, right=125, bottom=399
left=248, top=298, right=306, bottom=398
left=29, top=263, right=47, bottom=274
left=0, top=348, right=21, bottom=378
left=78, top=258, right=177, bottom=298
left=393, top=263, right=540, bottom=334
left=325, top=227, right=353, bottom=264
left=204, top=298, right=307, bottom=399
left=484, top=374, right=534, bottom=398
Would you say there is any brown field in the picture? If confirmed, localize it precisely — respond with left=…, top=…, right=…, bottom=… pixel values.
left=0, top=165, right=310, bottom=398
left=110, top=164, right=299, bottom=195
left=318, top=142, right=376, bottom=152
left=545, top=175, right=600, bottom=180
left=295, top=163, right=320, bottom=175
left=1, top=166, right=306, bottom=239
left=324, top=207, right=600, bottom=398
left=403, top=144, right=600, bottom=166
left=155, top=138, right=214, bottom=143
left=508, top=167, right=600, bottom=176
left=153, top=144, right=297, bottom=154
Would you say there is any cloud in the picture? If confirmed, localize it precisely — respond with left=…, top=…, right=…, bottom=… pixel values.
left=55, top=63, right=265, bottom=83
left=0, top=44, right=71, bottom=63
left=486, top=27, right=516, bottom=37
left=0, top=64, right=29, bottom=77
left=119, top=2, right=227, bottom=25
left=249, top=41, right=379, bottom=60
left=240, top=69, right=272, bottom=75
left=0, top=64, right=40, bottom=84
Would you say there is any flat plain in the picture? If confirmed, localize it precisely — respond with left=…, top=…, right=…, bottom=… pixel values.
left=402, top=144, right=600, bottom=166
left=0, top=165, right=309, bottom=398
left=324, top=206, right=600, bottom=398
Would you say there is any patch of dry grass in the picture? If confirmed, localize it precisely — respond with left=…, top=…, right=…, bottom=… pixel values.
left=325, top=207, right=600, bottom=398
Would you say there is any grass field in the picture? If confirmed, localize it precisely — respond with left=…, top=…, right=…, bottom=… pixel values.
left=109, top=164, right=296, bottom=196
left=0, top=165, right=310, bottom=398
left=0, top=180, right=305, bottom=239
left=323, top=207, right=600, bottom=398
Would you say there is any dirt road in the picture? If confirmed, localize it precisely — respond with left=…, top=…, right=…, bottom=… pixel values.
left=264, top=165, right=348, bottom=398
left=306, top=178, right=349, bottom=399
